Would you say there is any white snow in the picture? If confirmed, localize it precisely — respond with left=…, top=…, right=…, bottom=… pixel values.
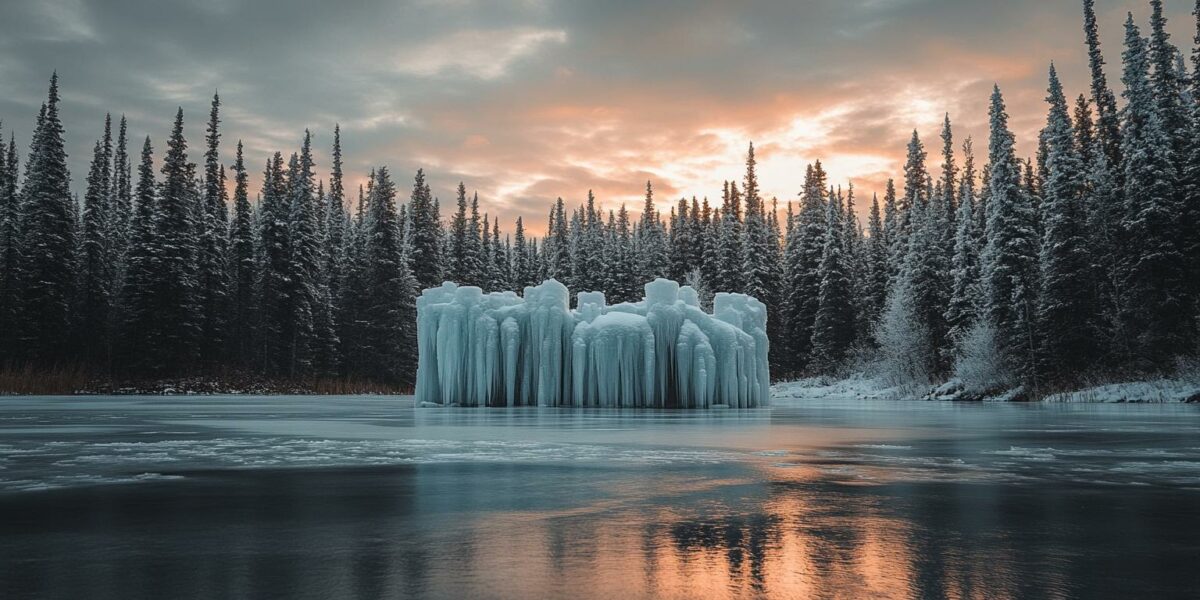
left=416, top=278, right=769, bottom=408
left=1041, top=379, right=1200, bottom=403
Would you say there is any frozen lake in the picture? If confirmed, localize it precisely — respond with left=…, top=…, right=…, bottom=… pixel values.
left=1, top=394, right=1198, bottom=599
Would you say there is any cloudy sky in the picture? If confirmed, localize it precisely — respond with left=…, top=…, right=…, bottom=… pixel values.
left=0, top=0, right=1193, bottom=233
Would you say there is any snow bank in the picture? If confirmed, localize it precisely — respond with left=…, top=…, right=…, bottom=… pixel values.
left=1042, top=379, right=1200, bottom=403
left=416, top=278, right=769, bottom=408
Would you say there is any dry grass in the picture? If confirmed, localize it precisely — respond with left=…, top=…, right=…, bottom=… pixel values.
left=0, top=363, right=101, bottom=395
left=0, top=364, right=411, bottom=396
left=307, top=376, right=411, bottom=395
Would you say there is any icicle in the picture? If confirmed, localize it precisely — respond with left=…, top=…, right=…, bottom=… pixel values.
left=415, top=278, right=769, bottom=408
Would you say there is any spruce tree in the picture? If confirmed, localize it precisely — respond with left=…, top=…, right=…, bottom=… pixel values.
left=939, top=114, right=958, bottom=223
left=361, top=167, right=418, bottom=384
left=512, top=216, right=530, bottom=289
left=16, top=74, right=77, bottom=364
left=75, top=117, right=114, bottom=364
left=698, top=198, right=719, bottom=290
left=946, top=137, right=981, bottom=346
left=545, top=197, right=571, bottom=283
left=153, top=107, right=202, bottom=370
left=637, top=181, right=669, bottom=284
left=110, top=116, right=132, bottom=271
left=981, top=86, right=1041, bottom=385
left=449, top=182, right=470, bottom=283
left=903, top=180, right=952, bottom=377
left=608, top=204, right=639, bottom=303
left=1180, top=1, right=1200, bottom=330
left=1037, top=64, right=1096, bottom=380
left=781, top=162, right=827, bottom=374
left=196, top=93, right=230, bottom=365
left=743, top=143, right=778, bottom=310
left=714, top=181, right=745, bottom=292
left=863, top=192, right=889, bottom=332
left=1083, top=0, right=1123, bottom=181
left=119, top=137, right=161, bottom=370
left=1148, top=0, right=1187, bottom=159
left=0, top=131, right=17, bottom=360
left=463, top=192, right=484, bottom=287
left=229, top=141, right=256, bottom=366
left=1118, top=14, right=1189, bottom=367
left=881, top=178, right=899, bottom=279
left=810, top=188, right=855, bottom=372
left=407, top=168, right=443, bottom=290
left=258, top=153, right=290, bottom=373
left=668, top=198, right=692, bottom=281
left=283, top=133, right=328, bottom=376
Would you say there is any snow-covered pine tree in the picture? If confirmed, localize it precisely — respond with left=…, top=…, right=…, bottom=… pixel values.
left=513, top=216, right=530, bottom=289
left=668, top=198, right=692, bottom=281
left=0, top=130, right=16, bottom=361
left=946, top=137, right=982, bottom=347
left=981, top=86, right=1041, bottom=385
left=609, top=204, right=639, bottom=303
left=714, top=180, right=745, bottom=293
left=895, top=130, right=929, bottom=258
left=195, top=93, right=230, bottom=365
left=1181, top=2, right=1200, bottom=334
left=75, top=116, right=114, bottom=364
left=489, top=217, right=507, bottom=292
left=863, top=192, right=889, bottom=333
left=881, top=178, right=899, bottom=280
left=637, top=181, right=669, bottom=285
left=576, top=191, right=605, bottom=292
left=149, top=107, right=202, bottom=370
left=1148, top=0, right=1187, bottom=161
left=258, top=152, right=290, bottom=373
left=1118, top=14, right=1189, bottom=367
left=1037, top=64, right=1097, bottom=380
left=529, top=237, right=542, bottom=282
left=228, top=141, right=256, bottom=366
left=1082, top=0, right=1123, bottom=183
left=940, top=114, right=958, bottom=225
left=743, top=143, right=778, bottom=313
left=15, top=74, right=77, bottom=364
left=119, top=136, right=162, bottom=370
left=448, top=182, right=470, bottom=283
left=545, top=197, right=570, bottom=284
left=462, top=192, right=483, bottom=287
left=292, top=132, right=338, bottom=375
left=765, top=195, right=787, bottom=369
left=904, top=174, right=952, bottom=376
left=324, top=127, right=351, bottom=367
left=698, top=198, right=719, bottom=290
left=361, top=166, right=418, bottom=384
left=110, top=116, right=132, bottom=271
left=407, top=168, right=443, bottom=291
left=781, top=162, right=827, bottom=374
left=810, top=186, right=855, bottom=373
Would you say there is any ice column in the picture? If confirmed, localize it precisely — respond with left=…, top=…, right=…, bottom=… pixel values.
left=415, top=278, right=769, bottom=408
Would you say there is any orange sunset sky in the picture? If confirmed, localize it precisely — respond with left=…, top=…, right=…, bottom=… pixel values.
left=0, top=0, right=1195, bottom=234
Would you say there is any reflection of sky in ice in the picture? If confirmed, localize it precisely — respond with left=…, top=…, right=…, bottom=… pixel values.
left=1, top=395, right=1199, bottom=492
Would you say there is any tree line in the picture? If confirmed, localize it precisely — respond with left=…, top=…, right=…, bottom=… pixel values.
left=0, top=0, right=1197, bottom=392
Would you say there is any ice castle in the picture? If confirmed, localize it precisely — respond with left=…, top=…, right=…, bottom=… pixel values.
left=415, top=278, right=769, bottom=408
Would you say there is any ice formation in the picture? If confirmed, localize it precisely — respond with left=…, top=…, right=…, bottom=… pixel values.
left=416, top=278, right=768, bottom=408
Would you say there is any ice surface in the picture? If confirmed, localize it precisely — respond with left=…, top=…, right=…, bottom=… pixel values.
left=416, top=278, right=769, bottom=408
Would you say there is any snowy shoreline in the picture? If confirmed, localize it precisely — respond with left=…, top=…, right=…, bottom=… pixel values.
left=772, top=375, right=1200, bottom=404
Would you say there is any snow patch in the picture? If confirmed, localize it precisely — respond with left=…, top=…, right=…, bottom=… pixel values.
left=1042, top=379, right=1200, bottom=403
